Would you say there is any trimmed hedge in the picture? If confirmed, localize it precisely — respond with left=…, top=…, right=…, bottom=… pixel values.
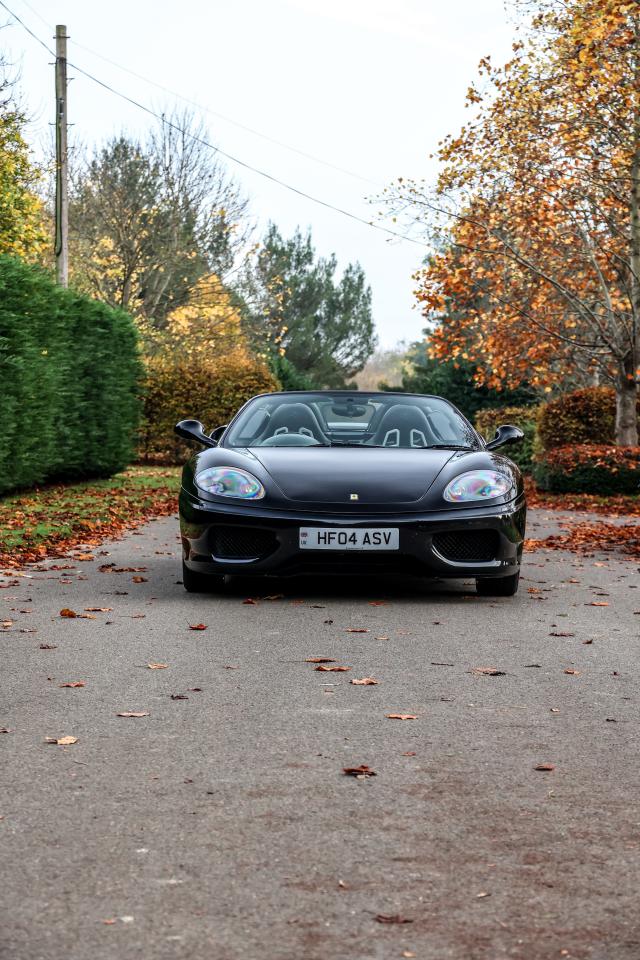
left=0, top=256, right=141, bottom=494
left=533, top=444, right=640, bottom=494
left=475, top=405, right=537, bottom=473
left=140, top=350, right=280, bottom=462
left=537, top=387, right=622, bottom=450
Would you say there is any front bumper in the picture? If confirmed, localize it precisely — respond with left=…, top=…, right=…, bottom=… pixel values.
left=179, top=489, right=526, bottom=580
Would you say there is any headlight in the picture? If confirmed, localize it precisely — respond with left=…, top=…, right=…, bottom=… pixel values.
left=195, top=466, right=265, bottom=499
left=444, top=470, right=512, bottom=503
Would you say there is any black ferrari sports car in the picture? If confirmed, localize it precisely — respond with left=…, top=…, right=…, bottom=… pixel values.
left=175, top=391, right=526, bottom=596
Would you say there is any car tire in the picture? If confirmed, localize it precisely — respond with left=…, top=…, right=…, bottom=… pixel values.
left=476, top=572, right=520, bottom=597
left=182, top=560, right=225, bottom=594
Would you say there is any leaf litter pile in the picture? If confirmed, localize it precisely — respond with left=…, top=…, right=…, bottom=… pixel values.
left=526, top=483, right=640, bottom=557
left=0, top=467, right=180, bottom=567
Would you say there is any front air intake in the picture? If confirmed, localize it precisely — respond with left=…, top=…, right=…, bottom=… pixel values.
left=432, top=530, right=500, bottom=562
left=211, top=527, right=277, bottom=560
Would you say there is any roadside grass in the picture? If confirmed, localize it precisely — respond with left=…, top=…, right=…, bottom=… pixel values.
left=0, top=466, right=180, bottom=567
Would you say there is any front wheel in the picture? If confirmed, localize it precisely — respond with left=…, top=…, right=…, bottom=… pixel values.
left=476, top=572, right=520, bottom=597
left=182, top=560, right=225, bottom=594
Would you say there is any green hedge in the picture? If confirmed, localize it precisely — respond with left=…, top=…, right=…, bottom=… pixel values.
left=140, top=350, right=280, bottom=462
left=0, top=256, right=141, bottom=494
left=533, top=444, right=640, bottom=494
left=475, top=406, right=538, bottom=473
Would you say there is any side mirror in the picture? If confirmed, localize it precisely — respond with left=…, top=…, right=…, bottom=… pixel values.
left=174, top=419, right=216, bottom=448
left=209, top=425, right=227, bottom=444
left=485, top=424, right=524, bottom=451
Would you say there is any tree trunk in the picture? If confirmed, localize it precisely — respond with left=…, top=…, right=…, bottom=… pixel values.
left=615, top=359, right=638, bottom=445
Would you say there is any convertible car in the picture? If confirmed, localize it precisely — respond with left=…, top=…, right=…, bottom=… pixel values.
left=175, top=391, right=526, bottom=596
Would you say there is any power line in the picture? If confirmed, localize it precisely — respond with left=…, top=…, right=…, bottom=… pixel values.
left=15, top=0, right=380, bottom=187
left=1, top=0, right=426, bottom=248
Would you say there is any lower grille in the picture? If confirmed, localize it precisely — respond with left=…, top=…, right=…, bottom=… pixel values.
left=432, top=529, right=500, bottom=562
left=211, top=527, right=277, bottom=560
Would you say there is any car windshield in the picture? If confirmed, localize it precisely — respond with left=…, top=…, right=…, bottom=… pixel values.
left=225, top=392, right=480, bottom=450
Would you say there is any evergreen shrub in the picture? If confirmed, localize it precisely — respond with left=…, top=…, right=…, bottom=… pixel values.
left=0, top=255, right=141, bottom=494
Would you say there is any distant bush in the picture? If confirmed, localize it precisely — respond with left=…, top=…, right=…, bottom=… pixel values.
left=0, top=255, right=141, bottom=495
left=140, top=350, right=280, bottom=462
left=475, top=406, right=538, bottom=473
left=536, top=387, right=620, bottom=450
left=533, top=444, right=640, bottom=494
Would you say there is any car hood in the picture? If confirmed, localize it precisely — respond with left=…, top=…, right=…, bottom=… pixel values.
left=250, top=447, right=456, bottom=504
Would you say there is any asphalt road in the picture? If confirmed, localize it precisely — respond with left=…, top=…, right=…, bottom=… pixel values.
left=1, top=510, right=639, bottom=960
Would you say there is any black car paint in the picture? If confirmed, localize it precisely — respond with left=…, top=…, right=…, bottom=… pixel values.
left=177, top=392, right=526, bottom=583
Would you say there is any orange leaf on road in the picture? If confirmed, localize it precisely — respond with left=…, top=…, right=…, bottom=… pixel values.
left=305, top=657, right=336, bottom=663
left=116, top=711, right=149, bottom=718
left=59, top=681, right=85, bottom=688
left=350, top=677, right=379, bottom=685
left=45, top=736, right=78, bottom=745
left=386, top=713, right=418, bottom=720
left=343, top=765, right=376, bottom=778
left=188, top=623, right=208, bottom=630
left=315, top=665, right=350, bottom=672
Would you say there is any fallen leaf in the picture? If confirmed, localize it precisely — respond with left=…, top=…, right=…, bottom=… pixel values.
left=587, top=601, right=609, bottom=607
left=343, top=764, right=376, bottom=778
left=605, top=717, right=618, bottom=722
left=345, top=628, right=369, bottom=633
left=39, top=643, right=57, bottom=650
left=101, top=919, right=116, bottom=925
left=116, top=711, right=149, bottom=718
left=85, top=607, right=112, bottom=612
left=75, top=553, right=95, bottom=561
left=59, top=608, right=95, bottom=619
left=262, top=594, right=284, bottom=601
left=315, top=665, right=350, bottom=672
left=305, top=657, right=336, bottom=663
left=583, top=638, right=594, bottom=645
left=323, top=619, right=334, bottom=624
left=368, top=600, right=388, bottom=606
left=242, top=598, right=258, bottom=605
left=535, top=763, right=555, bottom=771
left=337, top=879, right=348, bottom=889
left=386, top=714, right=418, bottom=720
left=402, top=952, right=416, bottom=959
left=375, top=635, right=390, bottom=641
left=550, top=631, right=575, bottom=637
left=476, top=891, right=491, bottom=899
left=564, top=668, right=580, bottom=675
left=170, top=694, right=188, bottom=700
left=375, top=914, right=413, bottom=924
left=45, top=736, right=78, bottom=745
left=0, top=727, right=12, bottom=733
left=114, top=566, right=147, bottom=573
left=132, top=576, right=147, bottom=584
left=59, top=681, right=85, bottom=688
left=431, top=661, right=453, bottom=666
left=188, top=687, right=203, bottom=692
left=350, top=677, right=379, bottom=685
left=147, top=663, right=168, bottom=669
left=473, top=667, right=506, bottom=676
left=402, top=751, right=417, bottom=756
left=550, top=708, right=560, bottom=713
left=188, top=623, right=207, bottom=631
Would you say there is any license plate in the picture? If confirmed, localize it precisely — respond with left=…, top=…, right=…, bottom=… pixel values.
left=299, top=527, right=399, bottom=551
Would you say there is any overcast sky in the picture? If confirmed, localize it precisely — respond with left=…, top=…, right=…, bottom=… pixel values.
left=3, top=0, right=516, bottom=347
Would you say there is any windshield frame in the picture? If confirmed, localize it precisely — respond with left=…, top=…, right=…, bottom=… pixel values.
left=221, top=390, right=483, bottom=451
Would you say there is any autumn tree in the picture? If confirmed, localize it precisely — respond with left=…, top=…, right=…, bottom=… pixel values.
left=388, top=0, right=640, bottom=444
left=0, top=59, right=46, bottom=260
left=69, top=111, right=249, bottom=327
left=243, top=224, right=377, bottom=388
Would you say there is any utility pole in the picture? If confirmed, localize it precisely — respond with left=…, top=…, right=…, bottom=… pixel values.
left=55, top=24, right=68, bottom=287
